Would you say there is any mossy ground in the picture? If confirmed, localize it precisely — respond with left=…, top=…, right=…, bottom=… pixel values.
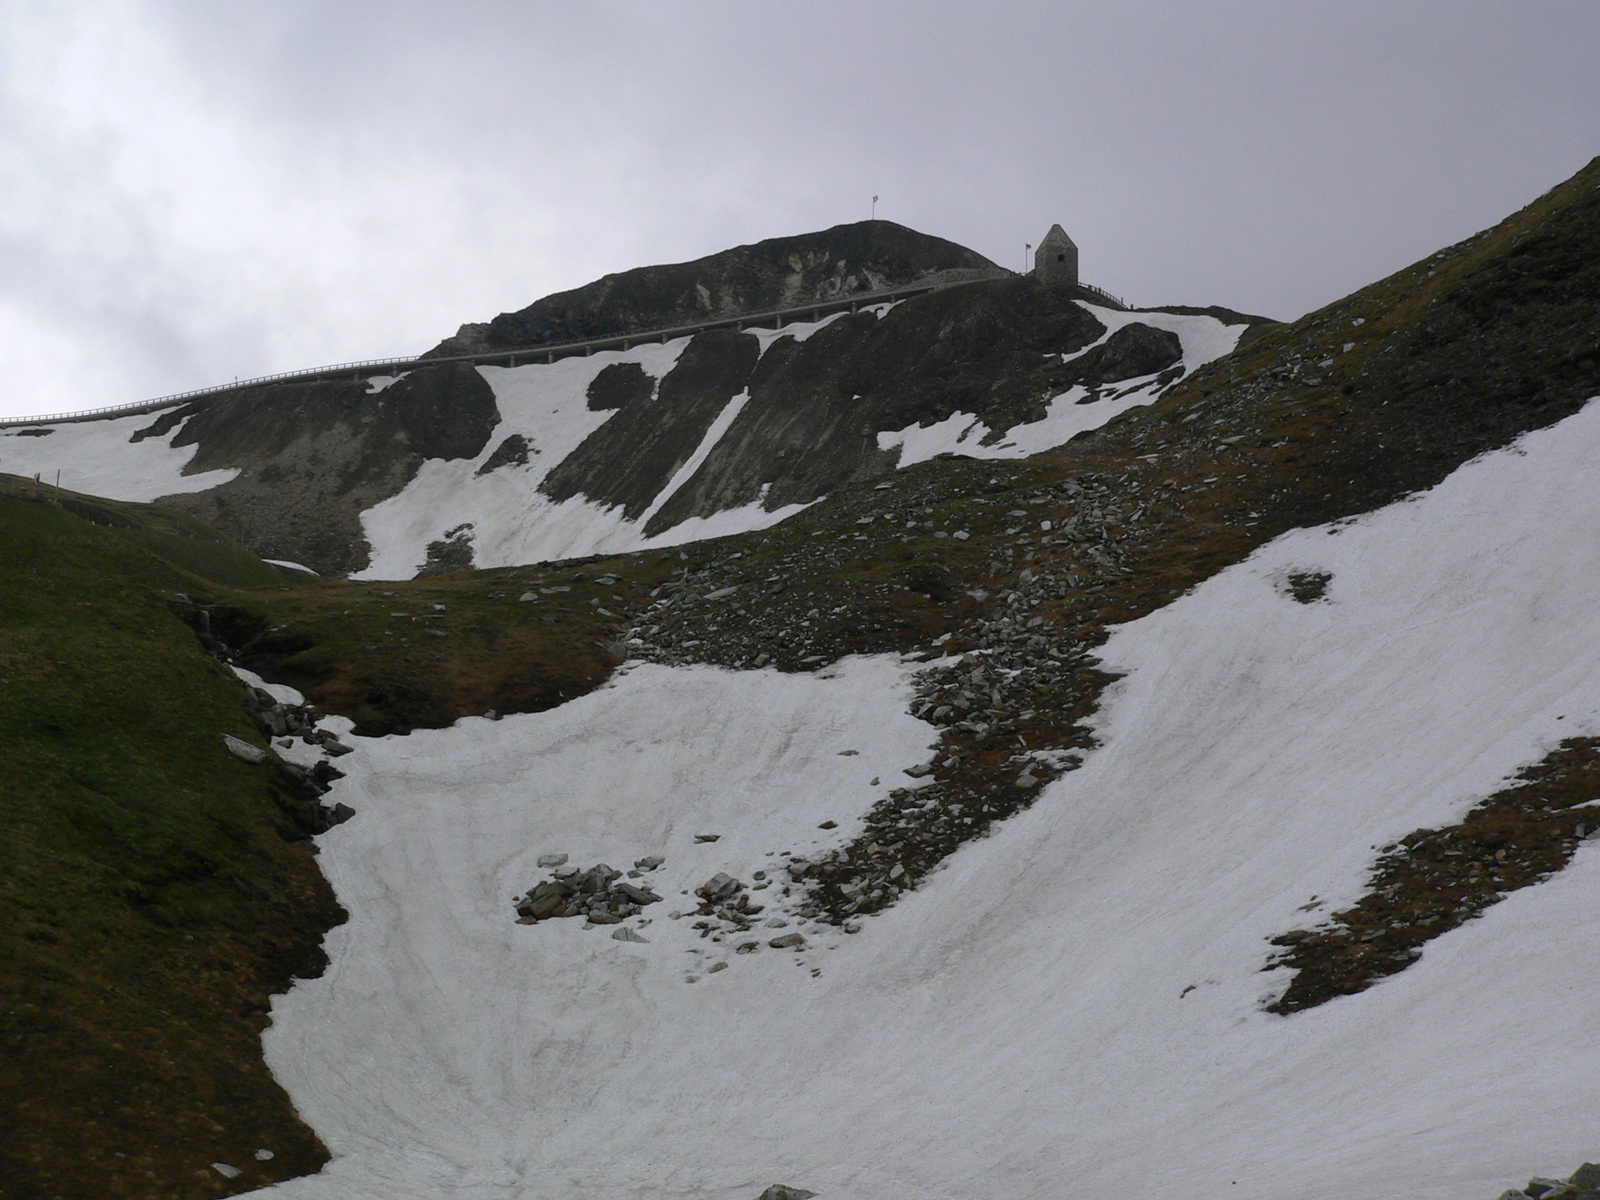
left=0, top=485, right=340, bottom=1199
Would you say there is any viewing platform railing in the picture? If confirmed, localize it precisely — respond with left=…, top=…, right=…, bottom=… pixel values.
left=0, top=274, right=1128, bottom=428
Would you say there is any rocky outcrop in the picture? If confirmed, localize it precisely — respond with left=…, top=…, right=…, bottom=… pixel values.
left=157, top=362, right=500, bottom=576
left=541, top=329, right=762, bottom=519
left=642, top=279, right=1116, bottom=535
left=427, top=220, right=1008, bottom=354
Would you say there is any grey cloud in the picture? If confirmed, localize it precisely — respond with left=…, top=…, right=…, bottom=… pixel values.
left=1, top=0, right=1596, bottom=418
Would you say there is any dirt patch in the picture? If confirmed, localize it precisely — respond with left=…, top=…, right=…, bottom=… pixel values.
left=1284, top=570, right=1331, bottom=603
left=1265, top=738, right=1600, bottom=1014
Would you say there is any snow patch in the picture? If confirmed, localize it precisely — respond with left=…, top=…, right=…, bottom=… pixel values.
left=0, top=410, right=239, bottom=501
left=264, top=558, right=319, bottom=576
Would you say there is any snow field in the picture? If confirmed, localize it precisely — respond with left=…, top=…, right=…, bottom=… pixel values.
left=0, top=409, right=239, bottom=501
left=255, top=399, right=1600, bottom=1199
left=878, top=303, right=1247, bottom=467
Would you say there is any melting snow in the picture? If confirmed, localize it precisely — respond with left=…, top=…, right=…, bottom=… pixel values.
left=254, top=400, right=1600, bottom=1199
left=0, top=410, right=239, bottom=501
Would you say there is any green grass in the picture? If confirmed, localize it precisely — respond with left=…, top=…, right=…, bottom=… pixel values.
left=0, top=490, right=341, bottom=1199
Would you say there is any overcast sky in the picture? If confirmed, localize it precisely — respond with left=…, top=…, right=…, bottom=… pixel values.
left=1, top=1, right=1596, bottom=419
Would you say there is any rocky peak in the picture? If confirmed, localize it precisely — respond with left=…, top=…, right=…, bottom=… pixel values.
left=423, top=220, right=1008, bottom=356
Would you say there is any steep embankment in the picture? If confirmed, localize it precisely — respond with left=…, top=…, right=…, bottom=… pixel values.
left=0, top=478, right=348, bottom=1198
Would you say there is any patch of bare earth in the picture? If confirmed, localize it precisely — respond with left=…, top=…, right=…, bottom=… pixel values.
left=1266, top=738, right=1600, bottom=1015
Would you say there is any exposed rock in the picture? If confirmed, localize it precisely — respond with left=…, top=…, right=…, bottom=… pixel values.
left=586, top=361, right=656, bottom=411
left=222, top=734, right=267, bottom=764
left=697, top=872, right=742, bottom=900
left=159, top=361, right=501, bottom=577
left=475, top=220, right=1005, bottom=349
left=424, top=321, right=492, bottom=358
left=475, top=433, right=535, bottom=475
left=515, top=859, right=665, bottom=926
left=756, top=1187, right=817, bottom=1200
left=541, top=330, right=762, bottom=520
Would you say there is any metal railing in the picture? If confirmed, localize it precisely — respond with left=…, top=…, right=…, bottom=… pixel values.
left=0, top=272, right=1127, bottom=428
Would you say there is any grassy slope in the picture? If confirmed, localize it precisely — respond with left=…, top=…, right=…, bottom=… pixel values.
left=0, top=484, right=342, bottom=1199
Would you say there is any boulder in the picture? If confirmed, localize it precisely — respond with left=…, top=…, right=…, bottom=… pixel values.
left=698, top=872, right=742, bottom=900
left=615, top=882, right=663, bottom=905
left=222, top=734, right=267, bottom=765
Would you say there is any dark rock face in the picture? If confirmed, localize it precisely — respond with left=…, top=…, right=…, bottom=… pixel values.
left=644, top=279, right=1113, bottom=535
left=1065, top=323, right=1182, bottom=389
left=159, top=362, right=499, bottom=576
left=129, top=408, right=189, bottom=442
left=586, top=361, right=655, bottom=411
left=417, top=523, right=475, bottom=576
left=541, top=329, right=762, bottom=520
left=447, top=220, right=1005, bottom=353
left=476, top=433, right=535, bottom=475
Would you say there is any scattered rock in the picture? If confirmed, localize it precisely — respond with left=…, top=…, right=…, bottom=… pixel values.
left=212, top=1162, right=242, bottom=1179
left=611, top=927, right=649, bottom=943
left=536, top=853, right=569, bottom=868
left=255, top=1149, right=275, bottom=1161
left=1486, top=1161, right=1600, bottom=1200
left=515, top=859, right=664, bottom=926
left=698, top=872, right=742, bottom=900
left=769, top=932, right=805, bottom=949
left=694, top=833, right=721, bottom=843
left=616, top=881, right=663, bottom=905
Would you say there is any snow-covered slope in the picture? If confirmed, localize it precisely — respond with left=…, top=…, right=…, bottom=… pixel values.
left=357, top=301, right=1244, bottom=578
left=0, top=411, right=240, bottom=501
left=249, top=398, right=1600, bottom=1200
left=0, top=293, right=1246, bottom=579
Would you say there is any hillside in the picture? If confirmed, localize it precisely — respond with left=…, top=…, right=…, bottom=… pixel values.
left=3, top=158, right=1599, bottom=1199
left=0, top=479, right=346, bottom=1197
left=0, top=226, right=1272, bottom=580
